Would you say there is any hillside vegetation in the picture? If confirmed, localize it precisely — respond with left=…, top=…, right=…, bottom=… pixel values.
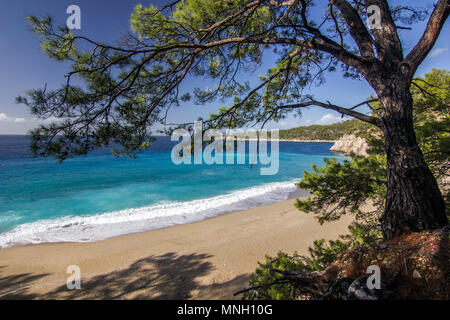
left=278, top=120, right=362, bottom=140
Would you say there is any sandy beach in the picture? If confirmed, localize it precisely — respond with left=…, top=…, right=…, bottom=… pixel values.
left=0, top=198, right=353, bottom=300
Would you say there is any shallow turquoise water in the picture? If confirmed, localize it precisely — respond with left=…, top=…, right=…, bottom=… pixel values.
left=0, top=135, right=345, bottom=247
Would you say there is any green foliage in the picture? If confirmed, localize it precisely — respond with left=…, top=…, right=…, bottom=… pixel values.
left=296, top=156, right=386, bottom=225
left=20, top=0, right=369, bottom=160
left=245, top=69, right=449, bottom=300
left=411, top=69, right=450, bottom=212
left=411, top=69, right=450, bottom=178
left=246, top=251, right=303, bottom=300
left=278, top=120, right=359, bottom=140
left=295, top=69, right=449, bottom=225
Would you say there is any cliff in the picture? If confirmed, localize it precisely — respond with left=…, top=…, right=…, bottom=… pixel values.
left=330, top=134, right=369, bottom=157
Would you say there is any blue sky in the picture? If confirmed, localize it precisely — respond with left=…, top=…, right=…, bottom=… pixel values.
left=0, top=0, right=449, bottom=134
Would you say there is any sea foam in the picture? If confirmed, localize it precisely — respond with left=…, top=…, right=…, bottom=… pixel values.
left=0, top=180, right=299, bottom=248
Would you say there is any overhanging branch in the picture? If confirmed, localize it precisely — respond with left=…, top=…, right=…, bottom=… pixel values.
left=404, top=0, right=449, bottom=77
left=276, top=97, right=381, bottom=126
left=331, top=0, right=375, bottom=58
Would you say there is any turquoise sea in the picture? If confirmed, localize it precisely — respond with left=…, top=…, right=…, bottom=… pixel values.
left=0, top=135, right=346, bottom=247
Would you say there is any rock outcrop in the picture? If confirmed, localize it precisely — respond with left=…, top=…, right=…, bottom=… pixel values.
left=330, top=136, right=449, bottom=197
left=254, top=229, right=450, bottom=300
left=330, top=134, right=369, bottom=157
left=322, top=229, right=450, bottom=300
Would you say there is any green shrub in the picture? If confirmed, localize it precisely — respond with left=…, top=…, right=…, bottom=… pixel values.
left=244, top=222, right=380, bottom=300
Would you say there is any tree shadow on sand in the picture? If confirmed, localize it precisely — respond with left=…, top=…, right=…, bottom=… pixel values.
left=0, top=265, right=50, bottom=299
left=0, top=253, right=249, bottom=300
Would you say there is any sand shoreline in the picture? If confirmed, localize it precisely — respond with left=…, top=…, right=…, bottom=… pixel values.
left=0, top=197, right=352, bottom=300
left=0, top=187, right=309, bottom=250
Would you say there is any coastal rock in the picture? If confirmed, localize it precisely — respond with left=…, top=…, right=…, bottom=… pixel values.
left=323, top=231, right=450, bottom=299
left=347, top=275, right=394, bottom=300
left=330, top=134, right=369, bottom=157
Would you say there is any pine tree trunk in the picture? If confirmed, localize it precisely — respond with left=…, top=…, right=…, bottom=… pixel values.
left=379, top=83, right=448, bottom=240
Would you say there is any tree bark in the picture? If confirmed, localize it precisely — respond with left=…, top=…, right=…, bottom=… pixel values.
left=378, top=80, right=448, bottom=240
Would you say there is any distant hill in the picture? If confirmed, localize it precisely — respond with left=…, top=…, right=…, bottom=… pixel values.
left=279, top=119, right=361, bottom=141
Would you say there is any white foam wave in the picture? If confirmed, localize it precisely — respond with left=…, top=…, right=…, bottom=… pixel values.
left=0, top=180, right=299, bottom=248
